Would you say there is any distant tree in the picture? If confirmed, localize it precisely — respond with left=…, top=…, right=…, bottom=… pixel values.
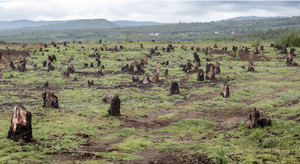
left=277, top=32, right=300, bottom=47
left=0, top=40, right=6, bottom=44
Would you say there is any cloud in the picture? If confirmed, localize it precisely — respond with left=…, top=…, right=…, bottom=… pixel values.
left=0, top=0, right=299, bottom=22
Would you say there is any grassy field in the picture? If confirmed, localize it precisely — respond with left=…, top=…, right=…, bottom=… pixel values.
left=0, top=41, right=299, bottom=164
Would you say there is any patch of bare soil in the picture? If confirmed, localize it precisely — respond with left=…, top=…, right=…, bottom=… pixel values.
left=132, top=151, right=215, bottom=164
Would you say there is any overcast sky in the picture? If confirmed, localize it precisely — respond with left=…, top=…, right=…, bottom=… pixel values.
left=0, top=0, right=300, bottom=22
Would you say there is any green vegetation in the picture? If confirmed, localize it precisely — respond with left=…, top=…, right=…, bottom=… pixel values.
left=0, top=41, right=299, bottom=163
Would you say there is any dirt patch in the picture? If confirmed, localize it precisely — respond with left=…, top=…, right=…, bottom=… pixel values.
left=0, top=49, right=30, bottom=64
left=80, top=138, right=120, bottom=153
left=133, top=151, right=215, bottom=164
left=52, top=151, right=100, bottom=162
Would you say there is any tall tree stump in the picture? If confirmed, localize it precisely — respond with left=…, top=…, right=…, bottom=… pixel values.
left=7, top=106, right=34, bottom=142
left=220, top=83, right=230, bottom=98
left=197, top=69, right=204, bottom=81
left=141, top=74, right=150, bottom=85
left=170, top=82, right=180, bottom=95
left=205, top=64, right=215, bottom=80
left=108, top=94, right=120, bottom=116
left=214, top=62, right=221, bottom=74
left=152, top=72, right=159, bottom=83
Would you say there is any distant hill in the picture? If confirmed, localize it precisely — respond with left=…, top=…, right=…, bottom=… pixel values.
left=226, top=16, right=287, bottom=21
left=0, top=20, right=62, bottom=30
left=35, top=19, right=117, bottom=30
left=0, top=16, right=300, bottom=42
left=113, top=20, right=163, bottom=27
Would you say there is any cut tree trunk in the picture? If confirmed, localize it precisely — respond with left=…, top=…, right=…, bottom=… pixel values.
left=7, top=106, right=34, bottom=142
left=170, top=82, right=180, bottom=95
left=108, top=94, right=120, bottom=116
left=197, top=69, right=204, bottom=81
left=220, top=83, right=230, bottom=98
left=42, top=88, right=59, bottom=108
left=248, top=61, right=255, bottom=72
left=246, top=107, right=271, bottom=128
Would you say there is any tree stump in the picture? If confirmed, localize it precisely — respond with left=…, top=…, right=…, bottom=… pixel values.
left=205, top=64, right=215, bottom=80
left=152, top=72, right=159, bottom=83
left=103, top=91, right=111, bottom=103
left=194, top=53, right=201, bottom=66
left=108, top=94, right=120, bottom=116
left=18, top=56, right=27, bottom=72
left=248, top=61, right=255, bottom=72
left=170, top=82, right=179, bottom=95
left=246, top=108, right=271, bottom=128
left=214, top=62, right=221, bottom=74
left=164, top=69, right=169, bottom=79
left=197, top=69, right=204, bottom=81
left=7, top=106, right=34, bottom=142
left=88, top=80, right=94, bottom=86
left=220, top=83, right=230, bottom=98
left=132, top=74, right=139, bottom=83
left=141, top=74, right=150, bottom=85
left=156, top=62, right=161, bottom=73
left=286, top=54, right=298, bottom=66
left=42, top=88, right=59, bottom=108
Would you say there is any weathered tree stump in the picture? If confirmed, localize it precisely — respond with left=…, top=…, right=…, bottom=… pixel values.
left=248, top=61, right=255, bottom=72
left=103, top=91, right=111, bottom=103
left=108, top=94, right=120, bottom=116
left=18, top=57, right=27, bottom=72
left=220, top=83, right=230, bottom=98
left=152, top=72, right=159, bottom=83
left=88, top=80, right=94, bottom=86
left=286, top=53, right=298, bottom=66
left=246, top=108, right=271, bottom=128
left=7, top=106, right=34, bottom=142
left=132, top=74, right=139, bottom=83
left=67, top=65, right=75, bottom=73
left=194, top=53, right=201, bottom=66
left=214, top=62, right=221, bottom=74
left=156, top=62, right=161, bottom=73
left=170, top=82, right=179, bottom=95
left=205, top=64, right=215, bottom=80
left=141, top=74, right=150, bottom=84
left=42, top=88, right=59, bottom=108
left=197, top=69, right=204, bottom=81
left=164, top=69, right=169, bottom=79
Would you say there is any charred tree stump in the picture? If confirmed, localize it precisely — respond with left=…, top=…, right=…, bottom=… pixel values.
left=103, top=91, right=111, bottom=103
left=194, top=53, right=201, bottom=66
left=42, top=88, right=59, bottom=108
left=214, top=62, right=221, bottom=74
left=132, top=74, right=139, bottom=83
left=88, top=80, right=94, bottom=86
left=108, top=94, right=120, bottom=116
left=205, top=64, right=215, bottom=80
left=18, top=57, right=27, bottom=72
left=152, top=72, right=159, bottom=83
left=7, top=106, right=34, bottom=142
left=246, top=108, right=271, bottom=129
left=220, top=83, right=230, bottom=98
left=248, top=61, right=255, bottom=72
left=286, top=54, right=298, bottom=66
left=141, top=74, right=150, bottom=85
left=10, top=61, right=15, bottom=70
left=197, top=69, right=204, bottom=81
left=170, top=82, right=180, bottom=95
left=164, top=69, right=169, bottom=79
